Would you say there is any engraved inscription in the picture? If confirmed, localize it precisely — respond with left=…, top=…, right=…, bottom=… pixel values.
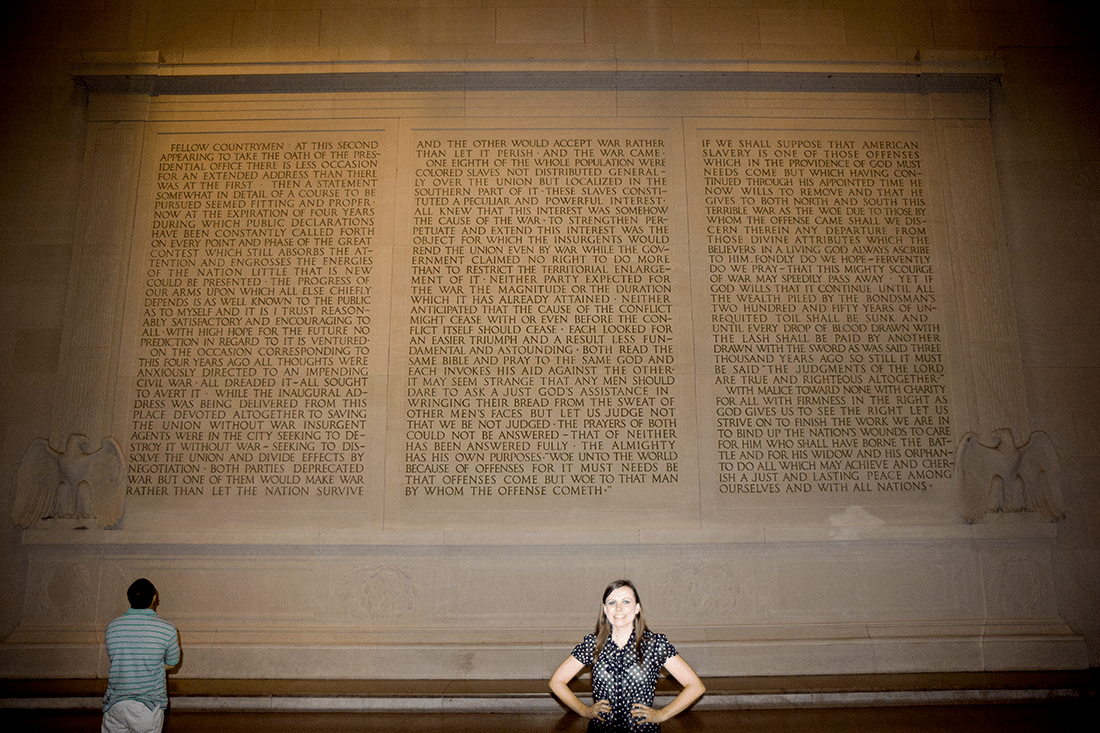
left=128, top=137, right=382, bottom=503
left=700, top=135, right=953, bottom=499
left=120, top=122, right=959, bottom=523
left=400, top=134, right=683, bottom=504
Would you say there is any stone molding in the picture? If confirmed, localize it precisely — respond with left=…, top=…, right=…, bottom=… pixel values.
left=71, top=51, right=1002, bottom=96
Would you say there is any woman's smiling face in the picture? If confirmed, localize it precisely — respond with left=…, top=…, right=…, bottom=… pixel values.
left=603, top=585, right=640, bottom=632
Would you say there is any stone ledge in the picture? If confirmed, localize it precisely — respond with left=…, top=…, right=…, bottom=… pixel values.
left=73, top=70, right=1001, bottom=97
left=16, top=520, right=1057, bottom=547
left=1, top=671, right=1093, bottom=712
left=70, top=51, right=1002, bottom=97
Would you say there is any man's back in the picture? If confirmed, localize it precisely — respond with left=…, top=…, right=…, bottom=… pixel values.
left=103, top=608, right=179, bottom=712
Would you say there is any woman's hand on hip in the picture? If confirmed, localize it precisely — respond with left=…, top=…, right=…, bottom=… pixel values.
left=585, top=699, right=611, bottom=720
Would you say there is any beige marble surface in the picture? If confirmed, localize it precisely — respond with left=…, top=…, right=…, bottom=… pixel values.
left=1, top=2, right=1094, bottom=681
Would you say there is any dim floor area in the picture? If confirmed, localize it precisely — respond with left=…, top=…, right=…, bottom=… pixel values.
left=2, top=672, right=1095, bottom=731
left=1, top=704, right=1096, bottom=732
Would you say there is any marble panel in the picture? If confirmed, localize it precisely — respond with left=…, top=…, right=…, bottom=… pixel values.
left=145, top=11, right=236, bottom=50
left=584, top=8, right=674, bottom=46
left=841, top=9, right=935, bottom=48
left=4, top=524, right=1086, bottom=677
left=494, top=9, right=585, bottom=45
left=113, top=121, right=400, bottom=534
left=407, top=9, right=497, bottom=46
left=1, top=69, right=1087, bottom=680
left=757, top=10, right=847, bottom=47
left=466, top=43, right=615, bottom=63
left=12, top=95, right=998, bottom=545
left=671, top=9, right=760, bottom=46
left=462, top=91, right=619, bottom=119
left=320, top=9, right=412, bottom=47
left=231, top=10, right=324, bottom=48
left=380, top=116, right=700, bottom=531
left=927, top=8, right=1003, bottom=50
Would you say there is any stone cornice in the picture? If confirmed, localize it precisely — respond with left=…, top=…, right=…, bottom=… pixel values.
left=72, top=52, right=1002, bottom=96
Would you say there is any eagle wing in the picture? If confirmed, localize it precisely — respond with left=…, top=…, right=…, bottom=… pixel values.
left=12, top=438, right=61, bottom=528
left=1018, top=431, right=1064, bottom=521
left=85, top=437, right=126, bottom=528
left=955, top=432, right=988, bottom=523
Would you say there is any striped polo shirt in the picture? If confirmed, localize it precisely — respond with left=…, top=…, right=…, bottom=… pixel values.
left=103, top=608, right=180, bottom=712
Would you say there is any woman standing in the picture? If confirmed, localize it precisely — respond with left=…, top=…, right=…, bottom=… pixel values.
left=549, top=580, right=705, bottom=731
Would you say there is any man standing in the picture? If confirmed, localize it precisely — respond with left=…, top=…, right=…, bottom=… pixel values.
left=102, top=578, right=180, bottom=733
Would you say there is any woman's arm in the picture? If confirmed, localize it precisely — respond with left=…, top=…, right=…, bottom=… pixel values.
left=631, top=654, right=706, bottom=725
left=549, top=655, right=610, bottom=721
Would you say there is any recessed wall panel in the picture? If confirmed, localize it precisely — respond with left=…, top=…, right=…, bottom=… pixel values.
left=685, top=119, right=960, bottom=526
left=385, top=118, right=699, bottom=530
left=116, top=123, right=398, bottom=533
left=6, top=80, right=1081, bottom=681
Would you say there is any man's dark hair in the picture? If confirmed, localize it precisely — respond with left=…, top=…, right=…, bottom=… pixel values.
left=127, top=578, right=157, bottom=609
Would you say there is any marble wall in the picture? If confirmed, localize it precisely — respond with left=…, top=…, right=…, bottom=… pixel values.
left=1, top=2, right=1096, bottom=678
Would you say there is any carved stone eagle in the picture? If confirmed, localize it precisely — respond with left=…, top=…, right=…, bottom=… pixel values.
left=955, top=429, right=1064, bottom=523
left=12, top=435, right=125, bottom=529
